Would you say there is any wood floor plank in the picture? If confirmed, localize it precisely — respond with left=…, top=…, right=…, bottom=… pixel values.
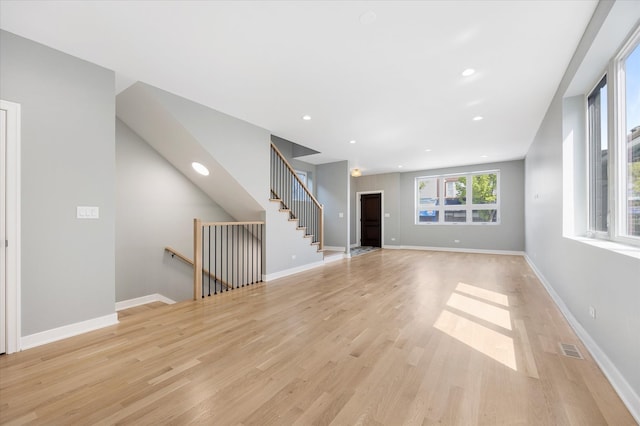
left=0, top=250, right=635, bottom=425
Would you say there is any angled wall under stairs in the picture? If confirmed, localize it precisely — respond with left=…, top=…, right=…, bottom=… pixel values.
left=116, top=82, right=322, bottom=278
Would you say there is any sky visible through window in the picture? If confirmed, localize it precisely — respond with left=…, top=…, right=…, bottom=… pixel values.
left=626, top=41, right=640, bottom=237
left=627, top=43, right=640, bottom=135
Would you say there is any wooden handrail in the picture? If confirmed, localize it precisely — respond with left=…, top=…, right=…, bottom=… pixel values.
left=270, top=143, right=322, bottom=209
left=200, top=220, right=265, bottom=227
left=165, top=246, right=230, bottom=295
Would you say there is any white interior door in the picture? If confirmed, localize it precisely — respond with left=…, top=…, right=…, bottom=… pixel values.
left=1, top=107, right=7, bottom=354
left=1, top=99, right=20, bottom=354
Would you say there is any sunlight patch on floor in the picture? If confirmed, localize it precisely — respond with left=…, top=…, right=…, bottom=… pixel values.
left=446, top=293, right=512, bottom=331
left=456, top=282, right=509, bottom=306
left=434, top=283, right=516, bottom=371
left=434, top=310, right=517, bottom=371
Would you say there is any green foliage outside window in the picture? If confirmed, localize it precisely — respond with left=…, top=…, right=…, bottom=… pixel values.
left=456, top=174, right=497, bottom=221
left=456, top=174, right=497, bottom=204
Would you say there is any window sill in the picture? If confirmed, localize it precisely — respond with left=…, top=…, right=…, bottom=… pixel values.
left=565, top=236, right=640, bottom=260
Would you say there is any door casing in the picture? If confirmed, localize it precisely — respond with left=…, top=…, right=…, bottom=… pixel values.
left=1, top=99, right=21, bottom=354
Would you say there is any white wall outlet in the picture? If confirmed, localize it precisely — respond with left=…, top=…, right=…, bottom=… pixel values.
left=339, top=212, right=344, bottom=218
left=77, top=206, right=99, bottom=219
left=454, top=239, right=460, bottom=243
left=589, top=306, right=596, bottom=319
left=291, top=254, right=296, bottom=260
left=391, top=237, right=396, bottom=241
left=384, top=213, right=390, bottom=217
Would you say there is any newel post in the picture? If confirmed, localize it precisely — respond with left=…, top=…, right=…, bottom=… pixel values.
left=193, top=218, right=203, bottom=300
left=319, top=204, right=324, bottom=251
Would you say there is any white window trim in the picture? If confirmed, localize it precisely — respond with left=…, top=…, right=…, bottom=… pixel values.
left=592, top=25, right=640, bottom=247
left=415, top=170, right=501, bottom=226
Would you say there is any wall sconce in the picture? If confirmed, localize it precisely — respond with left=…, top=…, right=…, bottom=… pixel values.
left=351, top=168, right=362, bottom=177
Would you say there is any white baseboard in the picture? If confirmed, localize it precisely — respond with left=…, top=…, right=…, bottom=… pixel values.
left=263, top=260, right=325, bottom=281
left=323, top=252, right=345, bottom=263
left=350, top=243, right=358, bottom=249
left=382, top=244, right=524, bottom=256
left=115, top=293, right=176, bottom=311
left=524, top=255, right=640, bottom=424
left=323, top=245, right=345, bottom=252
left=21, top=313, right=119, bottom=351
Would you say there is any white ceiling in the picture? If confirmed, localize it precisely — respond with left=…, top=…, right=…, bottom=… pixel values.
left=0, top=0, right=597, bottom=175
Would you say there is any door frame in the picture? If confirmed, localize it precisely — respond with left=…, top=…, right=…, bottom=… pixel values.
left=1, top=100, right=22, bottom=354
left=355, top=190, right=384, bottom=248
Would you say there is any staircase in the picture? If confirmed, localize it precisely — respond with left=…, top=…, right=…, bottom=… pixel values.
left=270, top=143, right=324, bottom=251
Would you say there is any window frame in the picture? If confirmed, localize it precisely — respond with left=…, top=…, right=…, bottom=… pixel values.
left=415, top=170, right=500, bottom=226
left=615, top=28, right=640, bottom=245
left=587, top=75, right=609, bottom=238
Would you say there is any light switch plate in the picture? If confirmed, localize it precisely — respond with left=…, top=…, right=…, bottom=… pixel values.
left=77, top=206, right=99, bottom=219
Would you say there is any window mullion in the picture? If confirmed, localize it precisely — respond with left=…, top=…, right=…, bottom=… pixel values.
left=467, top=173, right=472, bottom=223
left=610, top=58, right=620, bottom=241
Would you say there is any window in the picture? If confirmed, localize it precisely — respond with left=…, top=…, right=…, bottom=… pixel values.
left=293, top=170, right=308, bottom=200
left=587, top=28, right=640, bottom=244
left=295, top=170, right=307, bottom=186
left=416, top=171, right=499, bottom=225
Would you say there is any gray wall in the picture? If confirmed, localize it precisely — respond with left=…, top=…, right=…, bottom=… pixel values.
left=353, top=160, right=524, bottom=251
left=117, top=83, right=265, bottom=221
left=317, top=161, right=350, bottom=249
left=525, top=1, right=640, bottom=407
left=116, top=119, right=234, bottom=302
left=0, top=31, right=116, bottom=335
left=144, top=86, right=271, bottom=209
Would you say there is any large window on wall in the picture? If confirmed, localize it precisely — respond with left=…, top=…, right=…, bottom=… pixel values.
left=588, top=27, right=640, bottom=244
left=621, top=36, right=640, bottom=239
left=416, top=170, right=499, bottom=225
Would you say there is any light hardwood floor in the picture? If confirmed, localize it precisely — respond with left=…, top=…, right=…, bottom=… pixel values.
left=0, top=250, right=635, bottom=425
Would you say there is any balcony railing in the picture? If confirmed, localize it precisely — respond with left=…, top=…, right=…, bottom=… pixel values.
left=193, top=219, right=264, bottom=300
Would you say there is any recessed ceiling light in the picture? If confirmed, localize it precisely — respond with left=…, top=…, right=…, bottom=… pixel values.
left=302, top=115, right=311, bottom=121
left=359, top=10, right=377, bottom=25
left=398, top=165, right=403, bottom=168
left=350, top=140, right=357, bottom=144
left=473, top=116, right=484, bottom=121
left=425, top=149, right=432, bottom=152
left=192, top=162, right=210, bottom=176
left=462, top=68, right=475, bottom=77
left=480, top=155, right=488, bottom=158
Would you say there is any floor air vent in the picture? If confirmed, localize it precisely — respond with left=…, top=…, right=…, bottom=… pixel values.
left=559, top=343, right=583, bottom=359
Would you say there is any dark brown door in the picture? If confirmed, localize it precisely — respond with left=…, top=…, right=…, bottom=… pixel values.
left=360, top=193, right=381, bottom=247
